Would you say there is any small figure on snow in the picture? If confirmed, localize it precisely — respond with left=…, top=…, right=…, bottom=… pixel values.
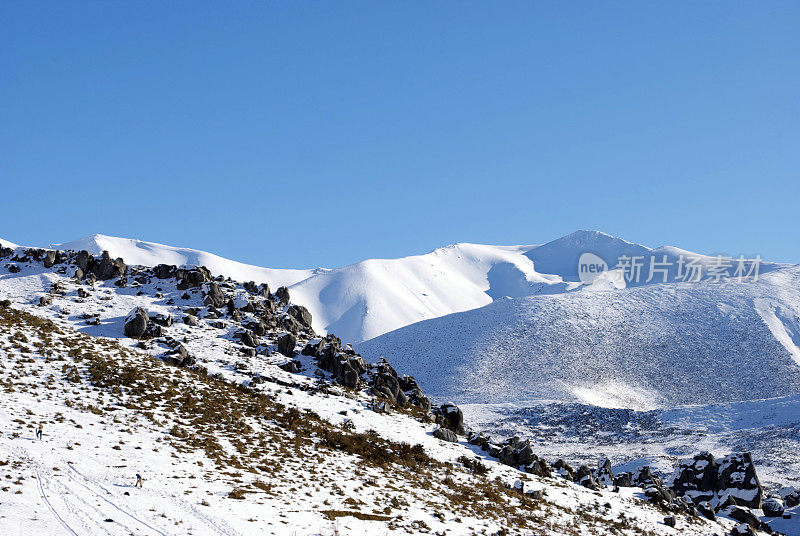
left=135, top=473, right=143, bottom=488
left=35, top=423, right=43, bottom=440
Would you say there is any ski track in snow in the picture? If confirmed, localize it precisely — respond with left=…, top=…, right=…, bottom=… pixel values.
left=35, top=467, right=79, bottom=536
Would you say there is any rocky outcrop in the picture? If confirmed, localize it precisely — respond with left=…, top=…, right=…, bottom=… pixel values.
left=668, top=451, right=763, bottom=509
left=176, top=267, right=212, bottom=289
left=716, top=452, right=762, bottom=509
left=275, top=286, right=290, bottom=303
left=435, top=403, right=465, bottom=435
left=575, top=465, right=600, bottom=491
left=670, top=451, right=718, bottom=503
left=286, top=304, right=312, bottom=330
left=596, top=458, right=614, bottom=487
left=92, top=251, right=127, bottom=280
left=203, top=282, right=226, bottom=308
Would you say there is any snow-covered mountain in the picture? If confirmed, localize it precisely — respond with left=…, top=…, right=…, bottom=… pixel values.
left=359, top=265, right=800, bottom=408
left=6, top=230, right=785, bottom=346
left=5, top=242, right=789, bottom=536
left=40, top=234, right=550, bottom=342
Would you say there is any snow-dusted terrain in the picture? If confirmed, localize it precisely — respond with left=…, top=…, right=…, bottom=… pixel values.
left=359, top=268, right=800, bottom=407
left=2, top=231, right=799, bottom=535
left=24, top=231, right=789, bottom=349
left=46, top=234, right=560, bottom=343
left=3, top=240, right=785, bottom=536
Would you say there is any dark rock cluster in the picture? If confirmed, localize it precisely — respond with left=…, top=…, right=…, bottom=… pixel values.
left=670, top=452, right=763, bottom=509
left=302, top=338, right=432, bottom=413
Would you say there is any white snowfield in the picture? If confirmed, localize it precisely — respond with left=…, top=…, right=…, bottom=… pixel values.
left=0, top=249, right=763, bottom=536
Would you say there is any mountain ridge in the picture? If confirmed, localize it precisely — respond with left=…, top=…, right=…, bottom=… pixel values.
left=1, top=231, right=791, bottom=344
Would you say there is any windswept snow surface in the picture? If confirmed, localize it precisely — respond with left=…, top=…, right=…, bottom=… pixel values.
left=359, top=266, right=800, bottom=407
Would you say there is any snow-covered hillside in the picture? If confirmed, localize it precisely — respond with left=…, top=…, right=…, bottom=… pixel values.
left=3, top=243, right=779, bottom=535
left=359, top=266, right=800, bottom=408
left=51, top=234, right=318, bottom=290
left=5, top=230, right=783, bottom=345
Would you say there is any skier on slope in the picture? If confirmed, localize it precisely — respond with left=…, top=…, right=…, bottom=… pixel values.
left=135, top=473, right=143, bottom=488
left=35, top=423, right=42, bottom=440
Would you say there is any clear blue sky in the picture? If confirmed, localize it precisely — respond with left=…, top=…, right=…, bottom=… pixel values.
left=2, top=1, right=798, bottom=268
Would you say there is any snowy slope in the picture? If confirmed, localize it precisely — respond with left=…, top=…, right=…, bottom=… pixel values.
left=51, top=234, right=318, bottom=290
left=359, top=265, right=800, bottom=408
left=0, top=249, right=761, bottom=536
left=9, top=230, right=782, bottom=345
left=9, top=234, right=570, bottom=342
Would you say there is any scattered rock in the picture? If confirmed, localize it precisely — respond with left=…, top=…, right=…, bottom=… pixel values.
left=278, top=360, right=301, bottom=373
left=275, top=286, right=290, bottom=303
left=149, top=312, right=173, bottom=327
left=780, top=486, right=800, bottom=507
left=723, top=505, right=760, bottom=529
left=277, top=332, right=296, bottom=356
left=164, top=344, right=194, bottom=367
left=553, top=459, right=575, bottom=481
left=433, top=427, right=458, bottom=443
left=762, top=497, right=785, bottom=517
left=287, top=304, right=313, bottom=329
left=124, top=307, right=149, bottom=338
left=697, top=501, right=716, bottom=520
left=730, top=523, right=757, bottom=536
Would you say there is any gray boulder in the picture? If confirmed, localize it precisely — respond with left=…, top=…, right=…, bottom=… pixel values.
left=124, top=307, right=149, bottom=338
left=762, top=497, right=785, bottom=517
left=203, top=282, right=226, bottom=308
left=287, top=304, right=313, bottom=329
left=43, top=250, right=59, bottom=268
left=277, top=332, right=296, bottom=356
left=437, top=403, right=465, bottom=435
left=275, top=286, right=290, bottom=303
left=433, top=427, right=458, bottom=443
